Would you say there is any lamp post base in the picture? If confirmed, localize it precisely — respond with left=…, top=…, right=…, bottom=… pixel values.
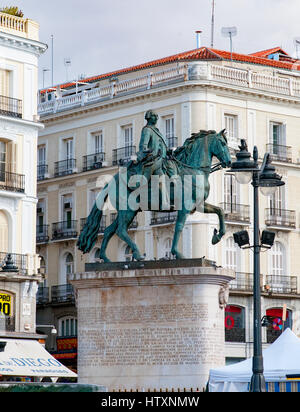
left=249, top=373, right=266, bottom=392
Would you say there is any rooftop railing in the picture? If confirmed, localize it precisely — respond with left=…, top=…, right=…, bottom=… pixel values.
left=38, top=63, right=300, bottom=117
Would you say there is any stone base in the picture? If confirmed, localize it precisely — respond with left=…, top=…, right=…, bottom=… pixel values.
left=70, top=260, right=234, bottom=392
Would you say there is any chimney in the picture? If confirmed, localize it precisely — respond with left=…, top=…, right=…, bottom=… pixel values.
left=195, top=30, right=202, bottom=48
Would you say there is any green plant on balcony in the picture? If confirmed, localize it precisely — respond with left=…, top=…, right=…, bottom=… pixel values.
left=0, top=6, right=24, bottom=17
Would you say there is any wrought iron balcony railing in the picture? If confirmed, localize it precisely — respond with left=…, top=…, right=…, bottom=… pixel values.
left=220, top=203, right=250, bottom=223
left=266, top=143, right=292, bottom=163
left=54, top=159, right=77, bottom=177
left=37, top=164, right=48, bottom=181
left=80, top=215, right=107, bottom=233
left=51, top=284, right=75, bottom=304
left=112, top=145, right=136, bottom=166
left=36, top=286, right=49, bottom=305
left=229, top=272, right=264, bottom=293
left=0, top=95, right=22, bottom=118
left=83, top=152, right=105, bottom=172
left=0, top=170, right=25, bottom=193
left=150, top=211, right=177, bottom=225
left=52, top=220, right=78, bottom=241
left=265, top=208, right=296, bottom=229
left=36, top=225, right=49, bottom=244
left=0, top=252, right=28, bottom=274
left=265, top=275, right=298, bottom=294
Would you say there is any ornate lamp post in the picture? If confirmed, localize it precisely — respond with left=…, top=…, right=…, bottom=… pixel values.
left=229, top=140, right=285, bottom=392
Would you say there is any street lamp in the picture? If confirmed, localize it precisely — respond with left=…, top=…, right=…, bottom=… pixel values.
left=36, top=324, right=57, bottom=335
left=229, top=139, right=285, bottom=392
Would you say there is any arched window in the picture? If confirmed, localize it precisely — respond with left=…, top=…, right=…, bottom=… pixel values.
left=225, top=305, right=246, bottom=342
left=269, top=241, right=285, bottom=276
left=124, top=245, right=132, bottom=262
left=60, top=252, right=74, bottom=285
left=265, top=307, right=292, bottom=343
left=58, top=316, right=77, bottom=337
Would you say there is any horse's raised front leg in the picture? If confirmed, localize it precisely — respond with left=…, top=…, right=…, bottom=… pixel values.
left=171, top=211, right=188, bottom=259
left=204, top=202, right=226, bottom=245
left=115, top=211, right=144, bottom=261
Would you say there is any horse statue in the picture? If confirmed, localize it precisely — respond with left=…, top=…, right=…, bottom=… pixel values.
left=77, top=128, right=231, bottom=262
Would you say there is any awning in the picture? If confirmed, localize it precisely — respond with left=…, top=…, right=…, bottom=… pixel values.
left=0, top=339, right=77, bottom=378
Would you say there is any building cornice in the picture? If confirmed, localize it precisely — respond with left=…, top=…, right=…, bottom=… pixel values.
left=0, top=30, right=47, bottom=56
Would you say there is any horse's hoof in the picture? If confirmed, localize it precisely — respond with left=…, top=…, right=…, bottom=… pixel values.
left=132, top=251, right=145, bottom=261
left=100, top=255, right=111, bottom=263
left=172, top=251, right=185, bottom=260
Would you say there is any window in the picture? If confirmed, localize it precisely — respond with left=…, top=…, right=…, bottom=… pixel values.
left=123, top=125, right=133, bottom=148
left=224, top=114, right=238, bottom=149
left=225, top=305, right=246, bottom=342
left=93, top=131, right=103, bottom=154
left=59, top=316, right=77, bottom=337
left=0, top=210, right=8, bottom=252
left=266, top=308, right=292, bottom=343
left=0, top=141, right=6, bottom=181
left=94, top=248, right=101, bottom=260
left=165, top=117, right=174, bottom=140
left=225, top=236, right=239, bottom=271
left=270, top=186, right=285, bottom=213
left=158, top=237, right=172, bottom=259
left=224, top=174, right=238, bottom=206
left=0, top=69, right=10, bottom=97
left=66, top=138, right=74, bottom=159
left=37, top=199, right=45, bottom=227
left=269, top=241, right=285, bottom=276
left=38, top=145, right=46, bottom=166
left=62, top=194, right=73, bottom=227
left=65, top=253, right=74, bottom=277
left=270, top=122, right=286, bottom=146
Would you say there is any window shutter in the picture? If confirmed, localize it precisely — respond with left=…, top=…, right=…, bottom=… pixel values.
left=0, top=69, right=10, bottom=97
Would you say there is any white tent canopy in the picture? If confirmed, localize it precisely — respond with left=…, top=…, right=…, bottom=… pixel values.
left=0, top=338, right=77, bottom=379
left=209, top=328, right=300, bottom=392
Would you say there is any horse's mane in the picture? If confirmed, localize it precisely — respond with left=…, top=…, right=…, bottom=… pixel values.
left=173, top=129, right=217, bottom=164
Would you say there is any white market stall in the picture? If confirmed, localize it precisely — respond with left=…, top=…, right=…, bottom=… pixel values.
left=209, top=328, right=300, bottom=392
left=0, top=338, right=77, bottom=381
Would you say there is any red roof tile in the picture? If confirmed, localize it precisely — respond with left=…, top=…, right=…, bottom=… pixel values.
left=249, top=47, right=289, bottom=58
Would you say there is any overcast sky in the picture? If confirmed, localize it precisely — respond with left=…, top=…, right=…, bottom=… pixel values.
left=10, top=0, right=300, bottom=89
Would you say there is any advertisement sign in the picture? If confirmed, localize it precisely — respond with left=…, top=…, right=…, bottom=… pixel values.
left=0, top=292, right=13, bottom=316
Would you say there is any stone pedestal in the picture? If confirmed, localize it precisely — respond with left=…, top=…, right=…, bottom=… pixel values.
left=70, top=259, right=234, bottom=391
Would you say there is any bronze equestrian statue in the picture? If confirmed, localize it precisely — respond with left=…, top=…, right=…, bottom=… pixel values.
left=77, top=110, right=231, bottom=261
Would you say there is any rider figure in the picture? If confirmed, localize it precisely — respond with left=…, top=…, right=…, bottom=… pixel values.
left=137, top=110, right=176, bottom=206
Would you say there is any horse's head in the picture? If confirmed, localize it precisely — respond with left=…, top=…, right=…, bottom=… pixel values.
left=209, top=129, right=232, bottom=168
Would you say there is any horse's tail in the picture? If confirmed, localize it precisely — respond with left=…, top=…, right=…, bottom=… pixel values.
left=77, top=204, right=103, bottom=254
left=77, top=183, right=110, bottom=253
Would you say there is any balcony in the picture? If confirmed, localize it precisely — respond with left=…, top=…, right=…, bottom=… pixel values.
left=52, top=220, right=78, bottom=241
left=0, top=252, right=28, bottom=275
left=0, top=95, right=22, bottom=119
left=36, top=286, right=49, bottom=305
left=220, top=203, right=250, bottom=224
left=229, top=272, right=263, bottom=293
left=0, top=170, right=25, bottom=193
left=167, top=136, right=178, bottom=149
left=150, top=211, right=177, bottom=225
left=54, top=159, right=77, bottom=177
left=266, top=143, right=292, bottom=163
left=37, top=164, right=48, bottom=181
left=265, top=208, right=296, bottom=229
left=265, top=275, right=298, bottom=295
left=80, top=215, right=106, bottom=234
left=112, top=146, right=136, bottom=166
left=83, top=152, right=105, bottom=172
left=36, top=225, right=49, bottom=244
left=51, top=284, right=75, bottom=304
left=225, top=327, right=246, bottom=343
left=109, top=213, right=138, bottom=229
